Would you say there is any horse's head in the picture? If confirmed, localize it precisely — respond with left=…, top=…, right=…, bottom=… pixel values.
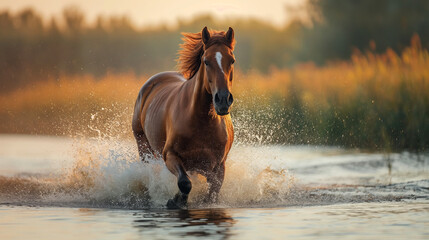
left=201, top=27, right=235, bottom=116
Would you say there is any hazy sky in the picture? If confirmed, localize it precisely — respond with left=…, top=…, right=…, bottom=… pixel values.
left=0, top=0, right=305, bottom=28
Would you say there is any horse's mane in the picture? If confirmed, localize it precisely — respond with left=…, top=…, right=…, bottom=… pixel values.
left=177, top=29, right=236, bottom=80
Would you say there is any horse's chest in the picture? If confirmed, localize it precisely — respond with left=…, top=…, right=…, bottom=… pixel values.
left=174, top=129, right=229, bottom=171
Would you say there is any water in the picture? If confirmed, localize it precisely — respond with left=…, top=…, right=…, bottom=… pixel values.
left=1, top=134, right=429, bottom=239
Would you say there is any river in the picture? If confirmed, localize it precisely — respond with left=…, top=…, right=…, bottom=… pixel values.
left=0, top=134, right=428, bottom=239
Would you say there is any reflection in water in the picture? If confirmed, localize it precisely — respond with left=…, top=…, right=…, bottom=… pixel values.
left=133, top=208, right=236, bottom=239
left=1, top=202, right=429, bottom=240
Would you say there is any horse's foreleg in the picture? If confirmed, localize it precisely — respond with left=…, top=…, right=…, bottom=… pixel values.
left=206, top=162, right=225, bottom=203
left=164, top=151, right=192, bottom=209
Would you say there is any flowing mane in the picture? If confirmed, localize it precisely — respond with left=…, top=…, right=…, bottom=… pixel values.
left=177, top=29, right=236, bottom=79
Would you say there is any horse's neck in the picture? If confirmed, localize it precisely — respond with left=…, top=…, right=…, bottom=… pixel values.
left=186, top=67, right=213, bottom=119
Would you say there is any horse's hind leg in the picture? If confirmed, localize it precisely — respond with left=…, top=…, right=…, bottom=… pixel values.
left=133, top=130, right=152, bottom=161
left=205, top=162, right=225, bottom=203
left=164, top=151, right=192, bottom=209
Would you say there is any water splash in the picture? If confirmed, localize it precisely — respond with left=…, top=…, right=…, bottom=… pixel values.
left=1, top=103, right=428, bottom=208
left=2, top=136, right=428, bottom=209
left=0, top=135, right=298, bottom=209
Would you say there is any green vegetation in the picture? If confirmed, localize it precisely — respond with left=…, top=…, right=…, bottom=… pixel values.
left=233, top=37, right=429, bottom=151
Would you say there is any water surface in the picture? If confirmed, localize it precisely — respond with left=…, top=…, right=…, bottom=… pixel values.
left=0, top=134, right=428, bottom=239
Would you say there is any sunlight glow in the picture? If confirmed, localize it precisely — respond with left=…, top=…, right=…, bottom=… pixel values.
left=0, top=0, right=305, bottom=28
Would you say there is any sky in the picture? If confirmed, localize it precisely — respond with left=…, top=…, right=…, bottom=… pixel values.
left=0, top=0, right=306, bottom=28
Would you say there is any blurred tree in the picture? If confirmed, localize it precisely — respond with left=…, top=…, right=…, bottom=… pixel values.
left=0, top=2, right=428, bottom=92
left=303, top=0, right=429, bottom=64
left=63, top=6, right=85, bottom=34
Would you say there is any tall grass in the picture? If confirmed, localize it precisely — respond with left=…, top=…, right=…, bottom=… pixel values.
left=234, top=35, right=429, bottom=151
left=1, top=36, right=428, bottom=151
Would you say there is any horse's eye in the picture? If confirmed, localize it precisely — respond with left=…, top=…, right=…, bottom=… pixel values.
left=231, top=59, right=235, bottom=64
left=204, top=59, right=209, bottom=66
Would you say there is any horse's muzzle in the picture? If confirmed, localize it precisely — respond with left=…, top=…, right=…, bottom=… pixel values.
left=214, top=90, right=233, bottom=116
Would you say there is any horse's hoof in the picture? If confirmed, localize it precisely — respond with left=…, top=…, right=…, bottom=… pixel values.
left=201, top=197, right=214, bottom=205
left=178, top=176, right=192, bottom=195
left=166, top=199, right=187, bottom=210
left=166, top=199, right=179, bottom=209
left=201, top=192, right=218, bottom=205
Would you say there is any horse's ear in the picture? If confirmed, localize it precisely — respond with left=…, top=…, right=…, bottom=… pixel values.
left=202, top=26, right=210, bottom=45
left=225, top=27, right=234, bottom=44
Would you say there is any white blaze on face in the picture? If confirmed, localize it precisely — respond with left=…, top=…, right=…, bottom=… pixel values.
left=215, top=52, right=225, bottom=74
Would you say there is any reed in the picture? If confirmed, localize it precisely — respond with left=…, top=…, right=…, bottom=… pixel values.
left=1, top=36, right=428, bottom=150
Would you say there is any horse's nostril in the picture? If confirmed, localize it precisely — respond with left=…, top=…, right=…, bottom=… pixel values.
left=214, top=93, right=221, bottom=103
left=228, top=93, right=234, bottom=106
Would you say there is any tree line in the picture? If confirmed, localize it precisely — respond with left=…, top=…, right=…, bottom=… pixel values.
left=1, top=0, right=428, bottom=92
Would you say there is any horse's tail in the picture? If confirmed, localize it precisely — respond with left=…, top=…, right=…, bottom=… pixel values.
left=131, top=82, right=155, bottom=136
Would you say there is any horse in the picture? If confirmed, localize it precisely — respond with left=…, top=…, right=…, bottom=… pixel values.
left=132, top=27, right=236, bottom=208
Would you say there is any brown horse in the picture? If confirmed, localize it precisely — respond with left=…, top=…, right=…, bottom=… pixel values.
left=132, top=27, right=236, bottom=208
